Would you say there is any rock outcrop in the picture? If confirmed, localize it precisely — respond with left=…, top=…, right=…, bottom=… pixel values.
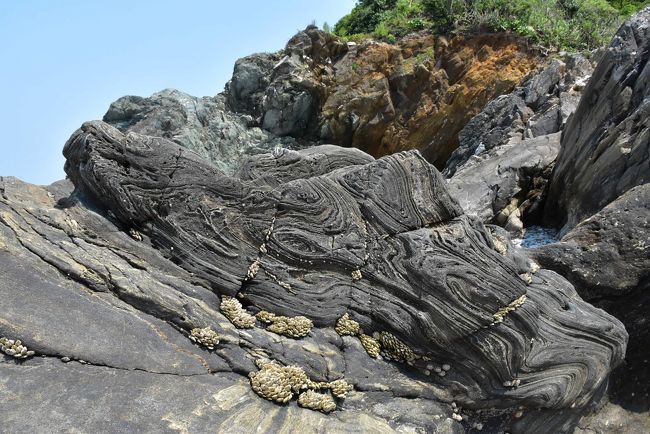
left=544, top=8, right=650, bottom=233
left=102, top=27, right=540, bottom=179
left=443, top=55, right=594, bottom=235
left=0, top=117, right=627, bottom=433
left=5, top=8, right=650, bottom=433
left=224, top=26, right=539, bottom=168
left=103, top=89, right=313, bottom=175
left=527, top=8, right=650, bottom=425
left=531, top=183, right=650, bottom=413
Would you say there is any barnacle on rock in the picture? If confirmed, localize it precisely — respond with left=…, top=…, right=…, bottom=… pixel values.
left=307, top=380, right=330, bottom=390
left=359, top=334, right=381, bottom=358
left=265, top=315, right=313, bottom=338
left=245, top=259, right=261, bottom=281
left=297, top=390, right=337, bottom=413
left=492, top=294, right=527, bottom=325
left=489, top=232, right=508, bottom=256
left=249, top=360, right=294, bottom=404
left=519, top=272, right=533, bottom=284
left=220, top=296, right=256, bottom=328
left=0, top=337, right=35, bottom=359
left=249, top=359, right=352, bottom=411
left=128, top=228, right=143, bottom=241
left=188, top=327, right=220, bottom=350
left=329, top=379, right=354, bottom=398
left=335, top=312, right=360, bottom=336
left=351, top=269, right=362, bottom=281
left=376, top=331, right=418, bottom=363
left=255, top=310, right=276, bottom=324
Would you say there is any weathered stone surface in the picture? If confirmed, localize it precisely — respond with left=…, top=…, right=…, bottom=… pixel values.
left=224, top=29, right=540, bottom=169
left=443, top=55, right=593, bottom=235
left=103, top=89, right=309, bottom=175
left=3, top=119, right=619, bottom=433
left=530, top=183, right=650, bottom=411
left=545, top=7, right=650, bottom=233
left=446, top=132, right=561, bottom=231
left=573, top=402, right=650, bottom=434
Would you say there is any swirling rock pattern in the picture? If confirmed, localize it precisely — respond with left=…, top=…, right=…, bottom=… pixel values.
left=43, top=119, right=626, bottom=433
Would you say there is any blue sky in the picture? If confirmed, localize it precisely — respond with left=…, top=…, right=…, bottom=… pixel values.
left=0, top=0, right=355, bottom=185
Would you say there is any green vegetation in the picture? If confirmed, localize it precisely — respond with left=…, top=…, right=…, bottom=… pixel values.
left=333, top=0, right=650, bottom=50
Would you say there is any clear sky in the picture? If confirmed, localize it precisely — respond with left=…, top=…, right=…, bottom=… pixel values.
left=0, top=0, right=355, bottom=185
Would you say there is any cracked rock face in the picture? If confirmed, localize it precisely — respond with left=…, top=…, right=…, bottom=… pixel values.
left=1, top=119, right=611, bottom=432
left=531, top=183, right=650, bottom=413
left=544, top=7, right=650, bottom=233
left=443, top=54, right=594, bottom=235
left=103, top=88, right=314, bottom=175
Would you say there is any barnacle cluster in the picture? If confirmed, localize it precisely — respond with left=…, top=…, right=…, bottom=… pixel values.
left=248, top=358, right=354, bottom=413
left=519, top=272, right=533, bottom=284
left=351, top=269, right=362, bottom=281
left=249, top=359, right=298, bottom=404
left=255, top=310, right=276, bottom=324
left=128, top=228, right=143, bottom=241
left=220, top=296, right=256, bottom=328
left=335, top=314, right=420, bottom=364
left=297, top=390, right=337, bottom=413
left=245, top=259, right=260, bottom=281
left=335, top=313, right=360, bottom=336
left=359, top=334, right=381, bottom=358
left=188, top=327, right=220, bottom=350
left=256, top=310, right=313, bottom=338
left=492, top=294, right=527, bottom=325
left=329, top=379, right=354, bottom=398
left=375, top=331, right=418, bottom=364
left=0, top=337, right=35, bottom=359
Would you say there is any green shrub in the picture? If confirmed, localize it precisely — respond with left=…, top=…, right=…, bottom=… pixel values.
left=334, top=0, right=649, bottom=50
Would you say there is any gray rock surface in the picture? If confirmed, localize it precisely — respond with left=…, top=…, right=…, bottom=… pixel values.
left=0, top=118, right=628, bottom=433
left=544, top=7, right=650, bottom=233
left=103, top=89, right=310, bottom=175
left=573, top=402, right=650, bottom=434
left=530, top=183, right=650, bottom=412
left=443, top=55, right=593, bottom=235
left=227, top=25, right=346, bottom=137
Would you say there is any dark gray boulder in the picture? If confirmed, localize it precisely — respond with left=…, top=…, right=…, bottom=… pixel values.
left=544, top=7, right=650, bottom=233
left=38, top=120, right=624, bottom=432
left=225, top=25, right=346, bottom=137
left=226, top=52, right=279, bottom=115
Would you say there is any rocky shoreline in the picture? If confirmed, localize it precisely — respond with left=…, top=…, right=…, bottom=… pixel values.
left=1, top=6, right=648, bottom=434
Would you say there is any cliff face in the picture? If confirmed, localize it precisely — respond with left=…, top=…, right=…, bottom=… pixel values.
left=225, top=27, right=540, bottom=168
left=544, top=8, right=650, bottom=233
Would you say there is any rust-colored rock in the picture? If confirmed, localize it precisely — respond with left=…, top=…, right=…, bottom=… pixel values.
left=324, top=34, right=539, bottom=168
left=226, top=28, right=541, bottom=170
